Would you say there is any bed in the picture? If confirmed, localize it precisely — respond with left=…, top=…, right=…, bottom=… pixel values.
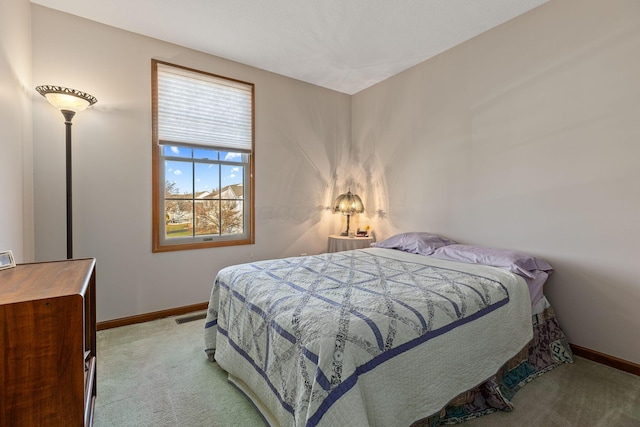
left=204, top=233, right=573, bottom=426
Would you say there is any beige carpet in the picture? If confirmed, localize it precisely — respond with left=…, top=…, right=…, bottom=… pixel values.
left=94, top=313, right=640, bottom=427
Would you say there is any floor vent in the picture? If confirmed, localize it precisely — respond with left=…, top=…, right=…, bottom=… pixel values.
left=175, top=312, right=207, bottom=324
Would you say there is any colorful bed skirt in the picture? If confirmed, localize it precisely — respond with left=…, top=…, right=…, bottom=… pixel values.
left=412, top=306, right=574, bottom=426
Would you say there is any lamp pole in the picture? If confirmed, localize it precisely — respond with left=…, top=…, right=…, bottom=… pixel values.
left=62, top=109, right=76, bottom=259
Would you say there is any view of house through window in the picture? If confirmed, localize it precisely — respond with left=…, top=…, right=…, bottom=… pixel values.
left=152, top=60, right=254, bottom=252
left=162, top=145, right=247, bottom=238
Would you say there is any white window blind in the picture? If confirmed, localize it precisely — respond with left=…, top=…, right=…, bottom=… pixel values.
left=157, top=63, right=253, bottom=153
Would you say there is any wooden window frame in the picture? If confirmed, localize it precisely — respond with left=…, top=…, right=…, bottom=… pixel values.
left=151, top=59, right=255, bottom=252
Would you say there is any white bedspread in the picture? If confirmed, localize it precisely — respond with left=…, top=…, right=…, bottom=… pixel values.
left=205, top=248, right=532, bottom=426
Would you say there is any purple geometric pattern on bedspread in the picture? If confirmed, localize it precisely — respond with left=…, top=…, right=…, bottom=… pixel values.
left=207, top=250, right=512, bottom=426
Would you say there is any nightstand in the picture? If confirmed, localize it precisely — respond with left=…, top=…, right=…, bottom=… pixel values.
left=328, top=234, right=374, bottom=253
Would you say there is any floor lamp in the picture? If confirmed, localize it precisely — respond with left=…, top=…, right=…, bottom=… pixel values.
left=36, top=85, right=97, bottom=260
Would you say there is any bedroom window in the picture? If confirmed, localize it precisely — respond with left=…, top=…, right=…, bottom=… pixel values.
left=152, top=60, right=255, bottom=252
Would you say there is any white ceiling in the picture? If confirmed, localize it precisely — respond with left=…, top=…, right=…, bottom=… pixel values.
left=31, top=0, right=548, bottom=95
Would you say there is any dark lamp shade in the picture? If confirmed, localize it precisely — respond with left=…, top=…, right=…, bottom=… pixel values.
left=333, top=190, right=364, bottom=216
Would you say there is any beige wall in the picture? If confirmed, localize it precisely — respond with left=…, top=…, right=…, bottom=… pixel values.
left=31, top=5, right=351, bottom=321
left=0, top=0, right=34, bottom=263
left=353, top=0, right=640, bottom=364
left=29, top=0, right=640, bottom=363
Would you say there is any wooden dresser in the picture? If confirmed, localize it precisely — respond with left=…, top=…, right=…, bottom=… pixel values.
left=0, top=258, right=97, bottom=426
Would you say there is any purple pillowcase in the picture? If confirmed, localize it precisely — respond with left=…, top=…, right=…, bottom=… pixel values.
left=371, top=232, right=457, bottom=256
left=524, top=271, right=549, bottom=308
left=431, top=244, right=553, bottom=279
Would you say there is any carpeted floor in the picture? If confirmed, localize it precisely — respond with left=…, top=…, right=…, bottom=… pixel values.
left=94, top=313, right=640, bottom=427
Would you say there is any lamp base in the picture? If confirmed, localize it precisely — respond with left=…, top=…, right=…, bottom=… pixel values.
left=340, top=232, right=348, bottom=236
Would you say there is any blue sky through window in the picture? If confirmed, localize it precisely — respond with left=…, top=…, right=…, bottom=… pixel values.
left=164, top=145, right=244, bottom=195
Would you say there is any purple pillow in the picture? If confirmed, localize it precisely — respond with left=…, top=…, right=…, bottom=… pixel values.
left=371, top=232, right=456, bottom=256
left=431, top=244, right=553, bottom=279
